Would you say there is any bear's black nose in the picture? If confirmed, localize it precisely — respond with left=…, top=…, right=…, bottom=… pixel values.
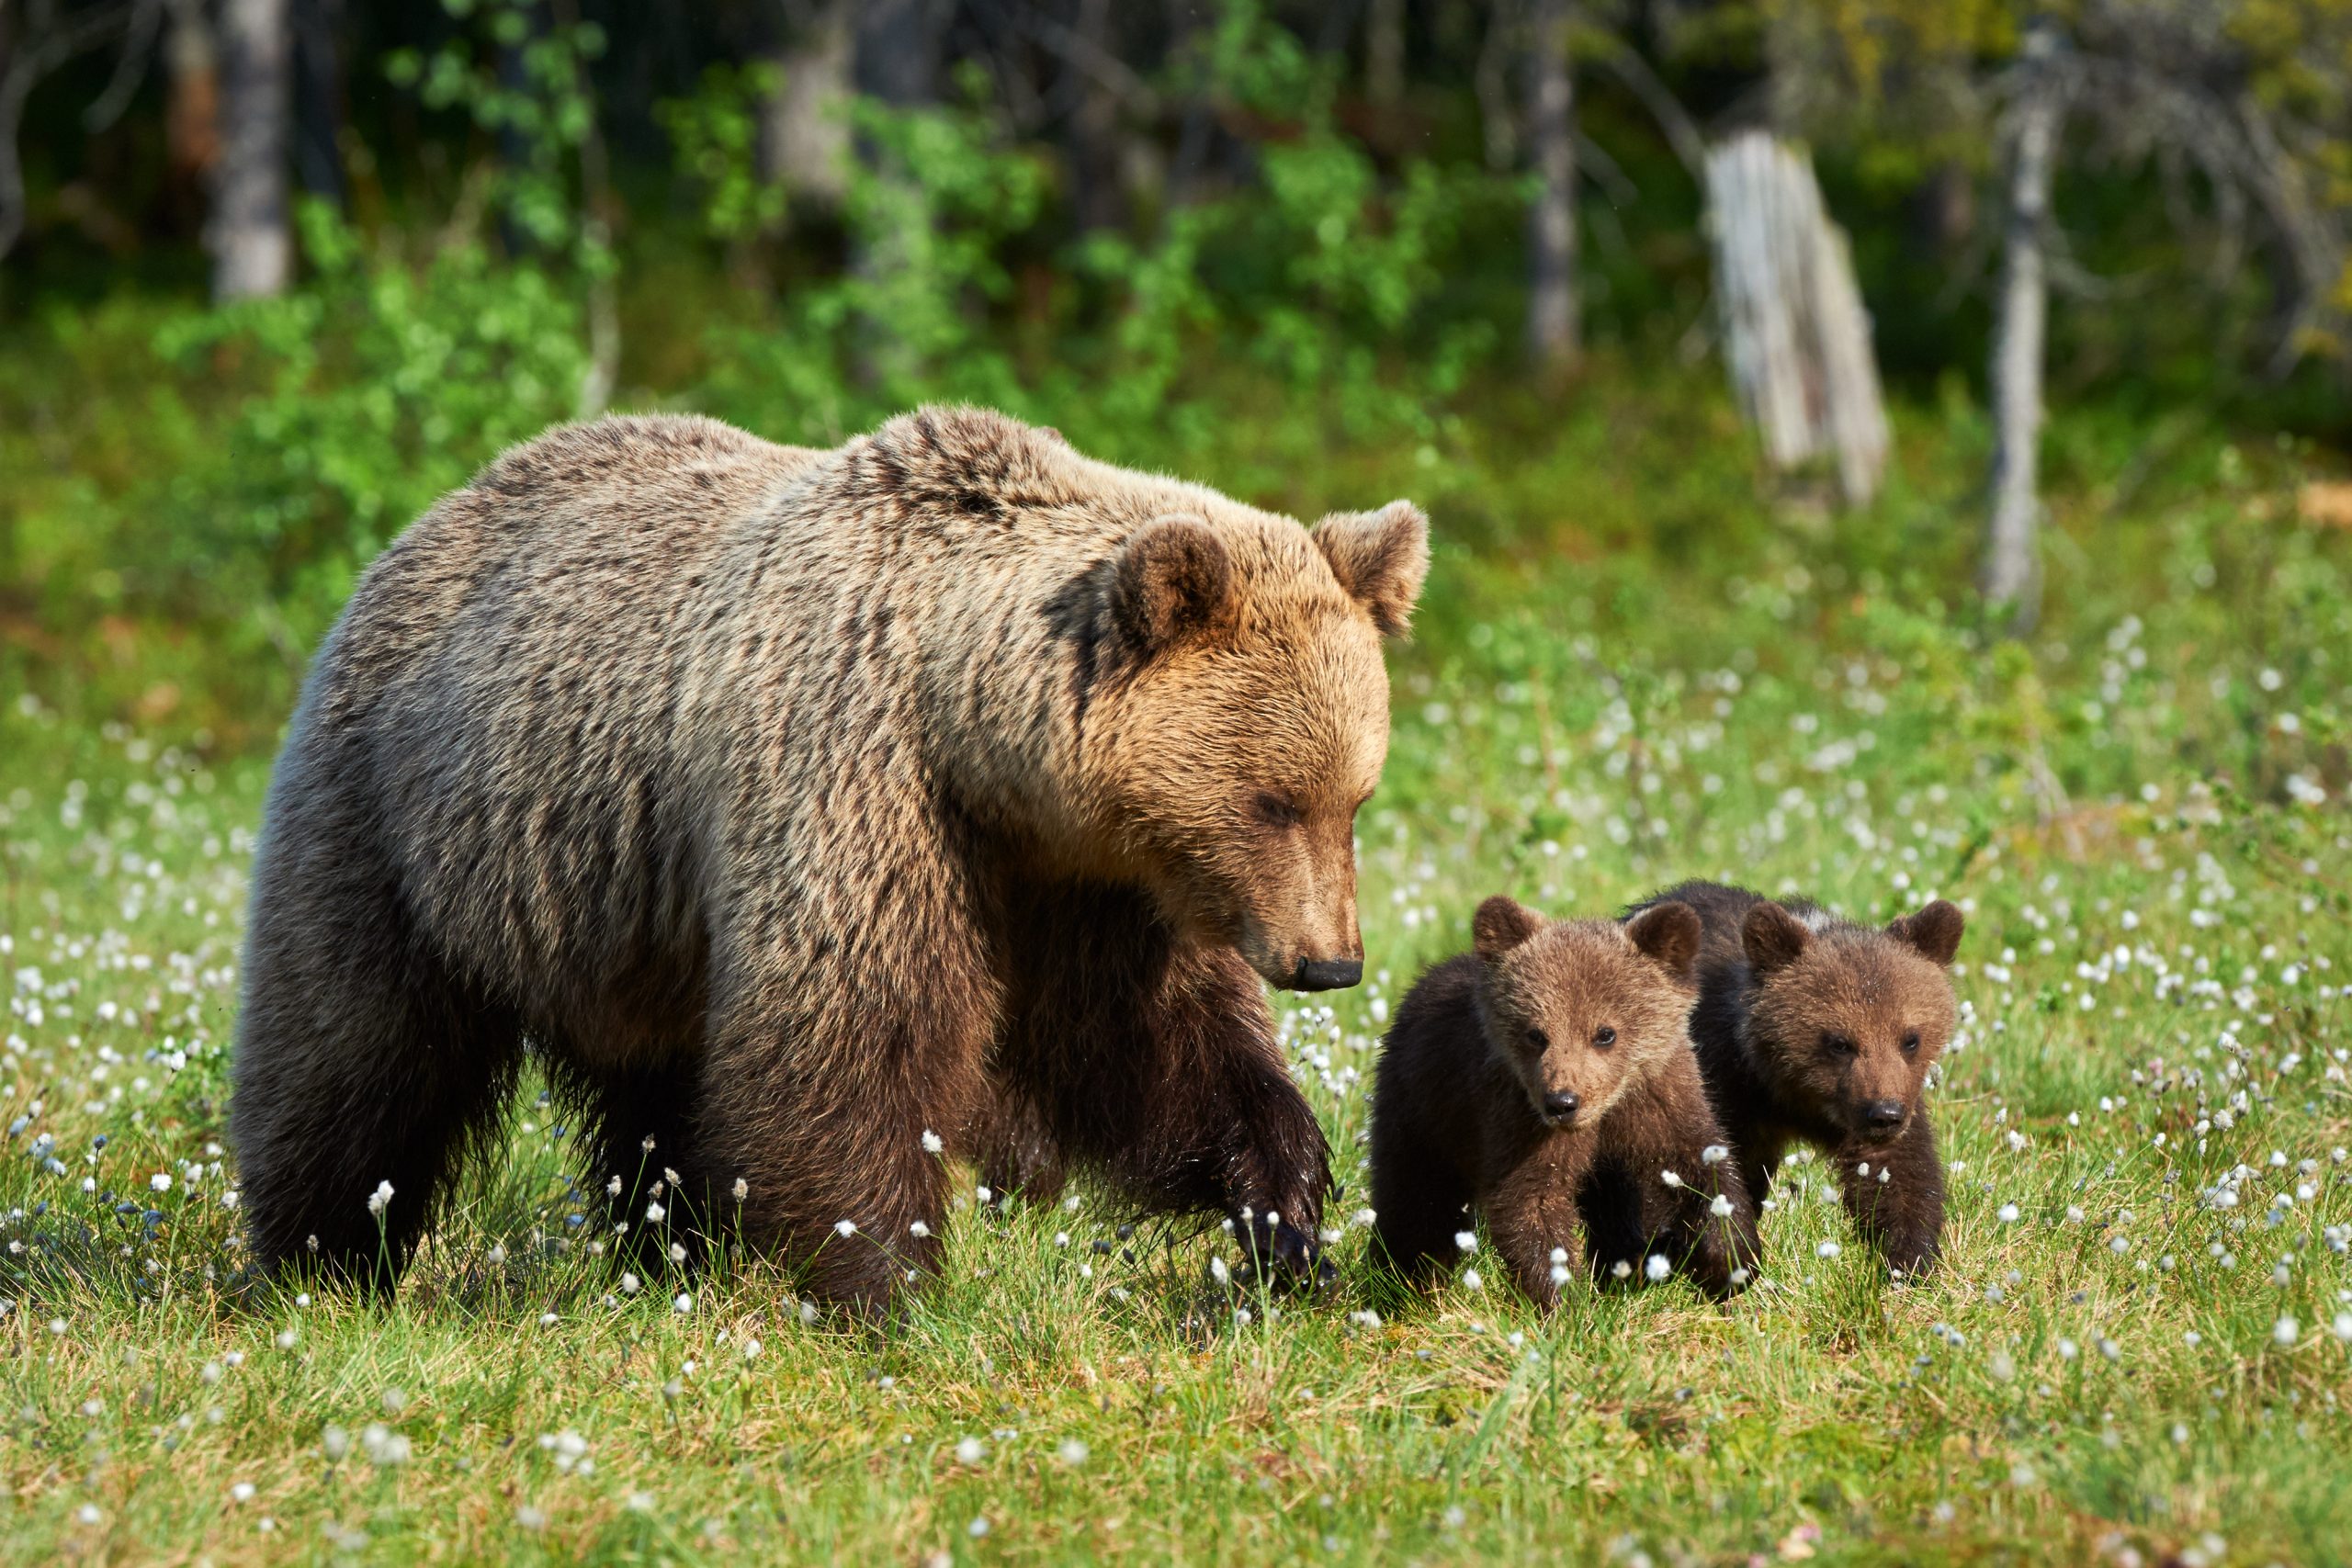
left=1865, top=1099, right=1905, bottom=1130
left=1292, top=957, right=1363, bottom=991
left=1542, top=1090, right=1579, bottom=1123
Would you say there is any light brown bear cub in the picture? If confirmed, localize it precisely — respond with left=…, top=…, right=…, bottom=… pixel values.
left=1369, top=897, right=1758, bottom=1310
left=1609, top=881, right=1963, bottom=1277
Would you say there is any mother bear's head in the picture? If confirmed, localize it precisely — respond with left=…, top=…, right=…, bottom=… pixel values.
left=1075, top=491, right=1429, bottom=992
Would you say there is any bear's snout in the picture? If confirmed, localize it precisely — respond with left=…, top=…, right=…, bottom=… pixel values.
left=1861, top=1097, right=1906, bottom=1134
left=1292, top=956, right=1363, bottom=991
left=1540, top=1089, right=1580, bottom=1126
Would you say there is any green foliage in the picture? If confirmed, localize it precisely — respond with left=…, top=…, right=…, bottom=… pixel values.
left=382, top=0, right=611, bottom=260
left=656, top=64, right=789, bottom=244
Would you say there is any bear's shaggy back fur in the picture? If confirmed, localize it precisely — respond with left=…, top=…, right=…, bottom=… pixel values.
left=230, top=407, right=1428, bottom=1307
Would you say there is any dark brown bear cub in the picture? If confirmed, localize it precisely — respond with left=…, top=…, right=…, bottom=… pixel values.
left=1615, top=881, right=1964, bottom=1277
left=1369, top=897, right=1758, bottom=1310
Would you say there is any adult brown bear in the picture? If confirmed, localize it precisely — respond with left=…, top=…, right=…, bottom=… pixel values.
left=228, top=407, right=1428, bottom=1311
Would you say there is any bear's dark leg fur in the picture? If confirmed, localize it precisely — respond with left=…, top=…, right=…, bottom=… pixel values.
left=1367, top=1128, right=1475, bottom=1285
left=995, top=886, right=1331, bottom=1280
left=232, top=805, right=521, bottom=1288
left=551, top=1056, right=714, bottom=1269
left=963, top=1082, right=1070, bottom=1207
left=1582, top=1055, right=1760, bottom=1298
left=1838, top=1112, right=1944, bottom=1275
left=1479, top=1134, right=1593, bottom=1312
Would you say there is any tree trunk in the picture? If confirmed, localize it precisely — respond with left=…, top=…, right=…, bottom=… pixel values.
left=1065, top=0, right=1123, bottom=232
left=1523, top=0, right=1577, bottom=373
left=1704, top=130, right=1889, bottom=507
left=1983, top=39, right=2062, bottom=628
left=854, top=0, right=941, bottom=112
left=763, top=0, right=852, bottom=207
left=212, top=0, right=291, bottom=300
left=290, top=0, right=344, bottom=205
left=1366, top=0, right=1407, bottom=107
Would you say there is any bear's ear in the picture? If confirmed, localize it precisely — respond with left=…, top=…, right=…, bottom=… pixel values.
left=1887, top=899, right=1965, bottom=967
left=1312, top=500, right=1430, bottom=637
left=1472, top=896, right=1544, bottom=964
left=1625, top=901, right=1702, bottom=985
left=1110, top=514, right=1236, bottom=652
left=1742, top=901, right=1811, bottom=977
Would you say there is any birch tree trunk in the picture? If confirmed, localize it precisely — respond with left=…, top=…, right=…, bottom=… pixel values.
left=1524, top=0, right=1578, bottom=373
left=1704, top=130, right=1889, bottom=507
left=762, top=0, right=852, bottom=207
left=212, top=0, right=291, bottom=300
left=1983, top=37, right=2062, bottom=627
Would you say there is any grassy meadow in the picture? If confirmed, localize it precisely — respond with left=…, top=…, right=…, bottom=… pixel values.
left=2, top=381, right=2350, bottom=1566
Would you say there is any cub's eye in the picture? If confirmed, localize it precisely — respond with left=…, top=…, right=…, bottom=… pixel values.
left=1250, top=792, right=1304, bottom=829
left=1821, top=1032, right=1858, bottom=1056
left=1901, top=1031, right=1922, bottom=1054
left=1524, top=1027, right=1550, bottom=1054
left=1592, top=1026, right=1617, bottom=1049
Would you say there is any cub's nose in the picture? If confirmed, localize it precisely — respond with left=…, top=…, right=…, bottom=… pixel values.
left=1292, top=957, right=1363, bottom=992
left=1864, top=1099, right=1906, bottom=1131
left=1542, top=1090, right=1579, bottom=1124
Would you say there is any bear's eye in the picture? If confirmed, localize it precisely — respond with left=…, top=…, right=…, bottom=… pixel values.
left=1524, top=1027, right=1549, bottom=1054
left=1592, top=1026, right=1616, bottom=1049
left=1901, top=1030, right=1921, bottom=1054
left=1821, top=1032, right=1858, bottom=1056
left=1250, top=792, right=1304, bottom=829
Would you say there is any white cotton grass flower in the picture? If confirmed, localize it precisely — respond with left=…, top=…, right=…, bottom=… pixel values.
left=1057, top=1438, right=1089, bottom=1467
left=1660, top=1170, right=1684, bottom=1189
left=673, top=1292, right=693, bottom=1314
left=644, top=1201, right=666, bottom=1224
left=1816, top=1241, right=1841, bottom=1259
left=1710, top=1193, right=1736, bottom=1218
left=1645, top=1254, right=1671, bottom=1282
left=1453, top=1230, right=1478, bottom=1253
left=1997, top=1203, right=2020, bottom=1224
left=909, top=1220, right=931, bottom=1238
left=1461, top=1269, right=1484, bottom=1291
left=366, top=1179, right=394, bottom=1215
left=2274, top=1316, right=2300, bottom=1347
left=732, top=1178, right=749, bottom=1201
left=834, top=1219, right=857, bottom=1237
left=1702, top=1145, right=1728, bottom=1166
left=921, top=1129, right=944, bottom=1155
left=150, top=1172, right=171, bottom=1193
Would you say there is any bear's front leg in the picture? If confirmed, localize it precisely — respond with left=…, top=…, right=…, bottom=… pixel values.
left=1003, top=926, right=1332, bottom=1286
left=1836, top=1112, right=1945, bottom=1277
left=1480, top=1134, right=1594, bottom=1314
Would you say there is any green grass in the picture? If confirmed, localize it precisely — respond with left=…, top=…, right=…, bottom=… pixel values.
left=3, top=395, right=2351, bottom=1565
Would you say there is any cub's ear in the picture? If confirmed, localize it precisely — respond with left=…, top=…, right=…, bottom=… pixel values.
left=1312, top=500, right=1430, bottom=637
left=1472, top=896, right=1544, bottom=964
left=1742, top=901, right=1811, bottom=977
left=1110, top=514, right=1235, bottom=652
left=1887, top=898, right=1965, bottom=967
left=1625, top=901, right=1702, bottom=985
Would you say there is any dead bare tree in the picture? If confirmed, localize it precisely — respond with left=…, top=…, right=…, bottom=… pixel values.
left=763, top=0, right=852, bottom=208
left=211, top=0, right=289, bottom=299
left=1523, top=0, right=1577, bottom=372
left=1982, top=22, right=2063, bottom=627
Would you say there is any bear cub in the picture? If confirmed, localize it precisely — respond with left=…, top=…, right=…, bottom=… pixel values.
left=1370, top=897, right=1758, bottom=1310
left=1616, top=881, right=1965, bottom=1276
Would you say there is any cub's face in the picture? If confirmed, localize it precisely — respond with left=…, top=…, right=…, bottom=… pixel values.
left=1080, top=502, right=1428, bottom=991
left=1471, top=898, right=1702, bottom=1129
left=1742, top=898, right=1965, bottom=1145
